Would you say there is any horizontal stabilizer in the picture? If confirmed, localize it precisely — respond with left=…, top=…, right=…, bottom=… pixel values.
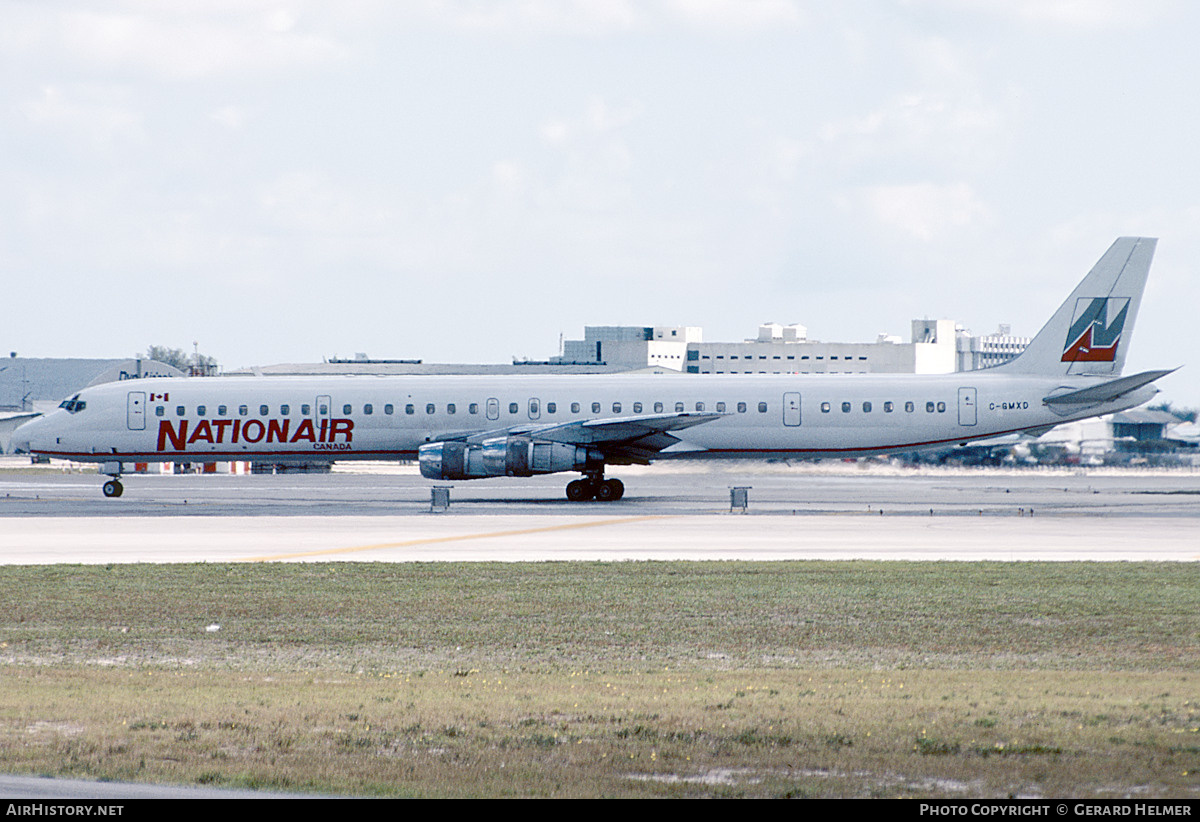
left=1042, top=369, right=1177, bottom=405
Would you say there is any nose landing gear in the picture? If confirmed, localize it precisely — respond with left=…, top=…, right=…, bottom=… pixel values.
left=102, top=478, right=124, bottom=498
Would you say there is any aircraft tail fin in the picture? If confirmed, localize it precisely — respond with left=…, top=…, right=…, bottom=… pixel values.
left=996, top=237, right=1156, bottom=376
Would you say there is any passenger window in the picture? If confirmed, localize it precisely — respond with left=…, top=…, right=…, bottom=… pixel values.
left=427, top=404, right=437, bottom=414
left=241, top=405, right=250, bottom=416
left=155, top=406, right=164, bottom=417
left=547, top=402, right=556, bottom=414
left=384, top=404, right=393, bottom=415
left=905, top=402, right=914, bottom=413
left=301, top=404, right=311, bottom=415
left=675, top=402, right=684, bottom=412
left=862, top=402, right=872, bottom=413
left=571, top=402, right=580, bottom=413
left=343, top=404, right=352, bottom=415
left=447, top=403, right=456, bottom=415
left=281, top=404, right=290, bottom=415
left=633, top=402, right=642, bottom=413
left=261, top=404, right=270, bottom=416
left=715, top=402, right=725, bottom=413
left=695, top=402, right=705, bottom=412
left=738, top=402, right=747, bottom=413
left=364, top=404, right=373, bottom=415
left=758, top=402, right=768, bottom=413
left=218, top=405, right=227, bottom=416
left=176, top=406, right=185, bottom=416
left=654, top=402, right=663, bottom=413
left=937, top=402, right=946, bottom=413
left=612, top=402, right=622, bottom=413
left=821, top=402, right=831, bottom=413
left=197, top=405, right=206, bottom=416
left=592, top=402, right=601, bottom=413
left=406, top=404, right=415, bottom=415
left=841, top=402, right=851, bottom=413
left=884, top=402, right=893, bottom=413
left=926, top=402, right=935, bottom=413
left=509, top=402, right=519, bottom=414
left=469, top=403, right=479, bottom=415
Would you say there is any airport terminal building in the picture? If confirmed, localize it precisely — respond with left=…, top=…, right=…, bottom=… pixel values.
left=548, top=321, right=1029, bottom=375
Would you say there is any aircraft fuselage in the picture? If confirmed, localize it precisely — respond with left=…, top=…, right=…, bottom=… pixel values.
left=15, top=371, right=1155, bottom=465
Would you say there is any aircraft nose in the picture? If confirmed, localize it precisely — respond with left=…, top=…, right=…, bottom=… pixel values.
left=11, top=416, right=43, bottom=454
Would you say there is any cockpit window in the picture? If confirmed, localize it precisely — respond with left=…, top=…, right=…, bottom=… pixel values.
left=58, top=395, right=86, bottom=414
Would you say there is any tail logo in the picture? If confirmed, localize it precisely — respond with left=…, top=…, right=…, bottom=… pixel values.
left=1061, top=297, right=1129, bottom=363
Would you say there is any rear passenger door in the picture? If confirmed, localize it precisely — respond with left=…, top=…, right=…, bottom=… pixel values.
left=783, top=392, right=801, bottom=426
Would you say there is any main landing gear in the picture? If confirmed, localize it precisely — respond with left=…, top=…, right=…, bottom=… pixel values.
left=565, top=472, right=624, bottom=502
left=102, top=477, right=124, bottom=498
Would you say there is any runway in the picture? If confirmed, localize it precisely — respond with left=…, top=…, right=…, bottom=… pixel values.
left=2, top=459, right=1198, bottom=563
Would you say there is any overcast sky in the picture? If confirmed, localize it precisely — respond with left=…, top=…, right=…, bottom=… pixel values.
left=4, top=0, right=1199, bottom=405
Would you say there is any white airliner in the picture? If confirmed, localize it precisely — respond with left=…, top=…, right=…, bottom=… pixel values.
left=13, top=238, right=1174, bottom=500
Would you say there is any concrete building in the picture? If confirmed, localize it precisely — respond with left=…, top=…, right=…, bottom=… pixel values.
left=685, top=318, right=960, bottom=375
left=555, top=326, right=702, bottom=371
left=551, top=319, right=1025, bottom=376
left=236, top=316, right=1027, bottom=381
left=956, top=324, right=1033, bottom=371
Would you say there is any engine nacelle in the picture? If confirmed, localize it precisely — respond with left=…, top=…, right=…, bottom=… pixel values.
left=419, top=437, right=595, bottom=480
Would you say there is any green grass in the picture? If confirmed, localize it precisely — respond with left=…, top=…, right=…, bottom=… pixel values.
left=0, top=561, right=1197, bottom=797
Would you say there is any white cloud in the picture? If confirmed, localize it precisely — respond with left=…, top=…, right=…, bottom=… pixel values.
left=209, top=106, right=247, bottom=130
left=336, top=0, right=800, bottom=36
left=662, top=0, right=804, bottom=30
left=852, top=182, right=991, bottom=242
left=820, top=91, right=1006, bottom=170
left=541, top=98, right=640, bottom=146
left=6, top=3, right=345, bottom=80
left=255, top=172, right=401, bottom=238
left=907, top=0, right=1176, bottom=29
left=420, top=0, right=642, bottom=35
left=19, top=84, right=146, bottom=147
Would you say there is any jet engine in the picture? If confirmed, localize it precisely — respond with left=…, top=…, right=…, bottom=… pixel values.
left=419, top=436, right=598, bottom=480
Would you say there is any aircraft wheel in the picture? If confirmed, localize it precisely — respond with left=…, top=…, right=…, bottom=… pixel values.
left=102, top=479, right=123, bottom=498
left=566, top=479, right=594, bottom=502
left=595, top=478, right=623, bottom=502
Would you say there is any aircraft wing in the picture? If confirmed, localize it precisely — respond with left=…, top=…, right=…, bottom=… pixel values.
left=524, top=412, right=723, bottom=464
left=433, top=412, right=723, bottom=465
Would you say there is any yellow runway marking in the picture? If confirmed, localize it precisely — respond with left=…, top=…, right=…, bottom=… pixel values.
left=238, top=515, right=673, bottom=562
